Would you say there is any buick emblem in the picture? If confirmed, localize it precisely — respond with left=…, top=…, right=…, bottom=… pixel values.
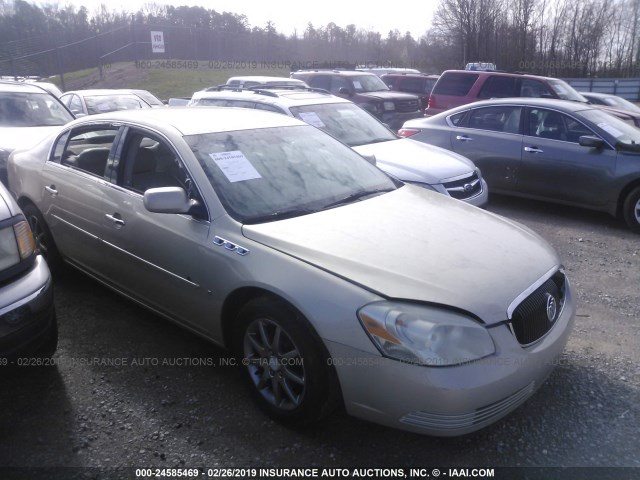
left=463, top=183, right=474, bottom=192
left=545, top=293, right=558, bottom=323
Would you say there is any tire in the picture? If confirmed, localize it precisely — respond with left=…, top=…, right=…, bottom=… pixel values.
left=622, top=186, right=640, bottom=233
left=233, top=296, right=338, bottom=427
left=22, top=203, right=62, bottom=272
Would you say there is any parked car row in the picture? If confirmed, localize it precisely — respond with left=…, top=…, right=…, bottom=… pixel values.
left=3, top=68, right=636, bottom=437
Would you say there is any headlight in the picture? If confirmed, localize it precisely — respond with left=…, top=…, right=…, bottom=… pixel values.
left=383, top=101, right=395, bottom=111
left=358, top=302, right=495, bottom=367
left=0, top=220, right=36, bottom=271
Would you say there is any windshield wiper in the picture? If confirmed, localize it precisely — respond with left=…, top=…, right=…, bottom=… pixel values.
left=321, top=188, right=394, bottom=210
left=242, top=207, right=318, bottom=224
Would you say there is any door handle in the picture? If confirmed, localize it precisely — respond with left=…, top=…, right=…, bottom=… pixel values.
left=456, top=135, right=473, bottom=142
left=524, top=146, right=544, bottom=153
left=44, top=185, right=58, bottom=195
left=105, top=213, right=126, bottom=226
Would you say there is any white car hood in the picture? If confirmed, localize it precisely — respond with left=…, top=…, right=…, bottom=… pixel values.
left=243, top=186, right=560, bottom=324
left=352, top=138, right=476, bottom=184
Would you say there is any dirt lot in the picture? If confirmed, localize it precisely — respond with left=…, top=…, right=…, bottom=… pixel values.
left=0, top=193, right=639, bottom=480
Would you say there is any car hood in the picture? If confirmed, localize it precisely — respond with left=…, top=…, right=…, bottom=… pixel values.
left=0, top=126, right=63, bottom=153
left=352, top=138, right=476, bottom=184
left=242, top=186, right=560, bottom=324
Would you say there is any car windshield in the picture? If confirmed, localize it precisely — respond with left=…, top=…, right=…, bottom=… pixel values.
left=186, top=125, right=397, bottom=223
left=547, top=79, right=588, bottom=102
left=351, top=75, right=389, bottom=93
left=601, top=96, right=640, bottom=114
left=581, top=108, right=640, bottom=146
left=84, top=94, right=151, bottom=114
left=289, top=103, right=396, bottom=147
left=0, top=92, right=73, bottom=127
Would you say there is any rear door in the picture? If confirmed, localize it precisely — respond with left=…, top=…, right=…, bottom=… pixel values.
left=40, top=124, right=120, bottom=272
left=449, top=105, right=524, bottom=191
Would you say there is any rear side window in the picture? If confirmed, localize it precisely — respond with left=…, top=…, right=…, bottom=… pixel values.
left=478, top=76, right=517, bottom=99
left=432, top=73, right=479, bottom=96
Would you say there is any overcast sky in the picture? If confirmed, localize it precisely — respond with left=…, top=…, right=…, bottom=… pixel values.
left=34, top=0, right=437, bottom=39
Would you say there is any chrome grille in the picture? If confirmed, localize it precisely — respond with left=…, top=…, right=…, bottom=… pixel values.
left=510, top=271, right=566, bottom=345
left=443, top=172, right=482, bottom=200
left=395, top=99, right=420, bottom=112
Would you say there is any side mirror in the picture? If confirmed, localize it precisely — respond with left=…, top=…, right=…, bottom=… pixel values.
left=361, top=154, right=377, bottom=166
left=144, top=187, right=192, bottom=214
left=579, top=135, right=605, bottom=149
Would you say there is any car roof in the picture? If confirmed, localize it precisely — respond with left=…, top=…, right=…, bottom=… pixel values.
left=381, top=73, right=439, bottom=79
left=66, top=106, right=305, bottom=135
left=191, top=88, right=350, bottom=108
left=440, top=69, right=558, bottom=81
left=62, top=89, right=144, bottom=96
left=293, top=70, right=377, bottom=77
left=445, top=97, right=594, bottom=113
left=580, top=91, right=614, bottom=98
left=226, top=76, right=306, bottom=84
left=0, top=80, right=55, bottom=94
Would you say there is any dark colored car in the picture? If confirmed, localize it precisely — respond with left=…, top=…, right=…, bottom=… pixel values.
left=381, top=73, right=440, bottom=111
left=400, top=98, right=640, bottom=231
left=290, top=70, right=422, bottom=130
left=425, top=70, right=588, bottom=116
left=0, top=181, right=56, bottom=363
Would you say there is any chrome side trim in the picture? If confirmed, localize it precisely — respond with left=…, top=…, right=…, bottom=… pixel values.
left=101, top=240, right=200, bottom=287
left=506, top=265, right=560, bottom=319
left=52, top=214, right=99, bottom=240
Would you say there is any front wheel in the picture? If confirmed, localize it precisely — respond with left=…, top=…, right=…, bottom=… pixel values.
left=622, top=187, right=640, bottom=233
left=233, top=297, right=338, bottom=427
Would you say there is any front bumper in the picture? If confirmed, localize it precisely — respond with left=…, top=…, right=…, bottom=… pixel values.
left=0, top=256, right=56, bottom=359
left=326, top=282, right=575, bottom=436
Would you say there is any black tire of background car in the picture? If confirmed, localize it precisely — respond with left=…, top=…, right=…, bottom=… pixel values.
left=22, top=203, right=63, bottom=273
left=622, top=186, right=640, bottom=233
left=233, top=296, right=340, bottom=427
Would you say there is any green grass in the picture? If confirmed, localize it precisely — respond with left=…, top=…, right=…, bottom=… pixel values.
left=60, top=60, right=292, bottom=100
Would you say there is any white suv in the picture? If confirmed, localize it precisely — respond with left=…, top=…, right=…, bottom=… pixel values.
left=189, top=86, right=488, bottom=206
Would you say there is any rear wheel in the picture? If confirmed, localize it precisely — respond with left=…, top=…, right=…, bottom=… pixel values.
left=622, top=187, right=640, bottom=233
left=22, top=203, right=62, bottom=272
left=233, top=297, right=338, bottom=427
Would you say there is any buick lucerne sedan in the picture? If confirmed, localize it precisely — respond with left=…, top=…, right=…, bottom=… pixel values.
left=8, top=107, right=574, bottom=435
left=400, top=98, right=640, bottom=232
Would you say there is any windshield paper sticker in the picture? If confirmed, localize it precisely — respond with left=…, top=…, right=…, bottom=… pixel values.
left=597, top=123, right=624, bottom=138
left=298, top=111, right=326, bottom=128
left=209, top=151, right=262, bottom=183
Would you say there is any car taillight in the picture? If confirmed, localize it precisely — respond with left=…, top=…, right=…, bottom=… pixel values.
left=397, top=128, right=420, bottom=138
left=427, top=94, right=435, bottom=109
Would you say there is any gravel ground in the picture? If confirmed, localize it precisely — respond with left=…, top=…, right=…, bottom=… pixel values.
left=0, top=194, right=638, bottom=480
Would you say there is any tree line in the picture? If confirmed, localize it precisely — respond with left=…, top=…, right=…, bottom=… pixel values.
left=0, top=0, right=638, bottom=77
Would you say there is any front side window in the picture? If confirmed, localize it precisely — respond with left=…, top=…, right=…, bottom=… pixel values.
left=526, top=108, right=593, bottom=143
left=186, top=125, right=397, bottom=223
left=520, top=79, right=551, bottom=98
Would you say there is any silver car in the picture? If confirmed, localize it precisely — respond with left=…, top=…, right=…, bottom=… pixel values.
left=9, top=107, right=574, bottom=436
left=190, top=87, right=488, bottom=206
